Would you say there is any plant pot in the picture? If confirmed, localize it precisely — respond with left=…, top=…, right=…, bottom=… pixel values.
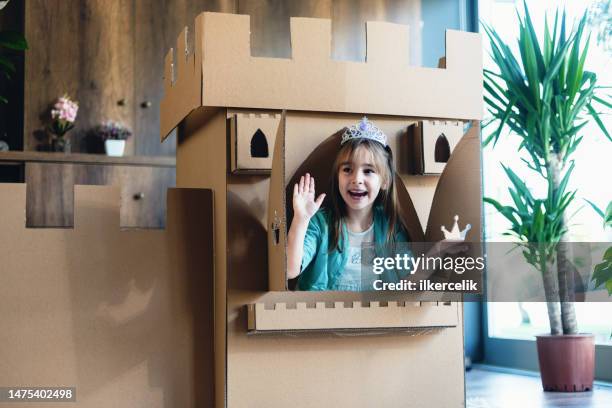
left=536, top=334, right=594, bottom=392
left=105, top=139, right=126, bottom=157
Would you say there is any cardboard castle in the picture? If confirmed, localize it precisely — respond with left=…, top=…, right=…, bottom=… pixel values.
left=161, top=12, right=483, bottom=408
left=0, top=11, right=482, bottom=408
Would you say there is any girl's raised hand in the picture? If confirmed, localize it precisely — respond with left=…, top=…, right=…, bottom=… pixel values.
left=293, top=173, right=325, bottom=221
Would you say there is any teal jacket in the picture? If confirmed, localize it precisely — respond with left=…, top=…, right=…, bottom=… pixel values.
left=297, top=206, right=410, bottom=291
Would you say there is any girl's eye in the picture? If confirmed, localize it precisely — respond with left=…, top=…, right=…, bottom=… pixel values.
left=364, top=168, right=375, bottom=174
left=342, top=167, right=351, bottom=173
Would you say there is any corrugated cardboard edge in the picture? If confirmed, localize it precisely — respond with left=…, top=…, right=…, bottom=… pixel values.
left=267, top=112, right=287, bottom=290
left=409, top=122, right=425, bottom=174
left=246, top=301, right=458, bottom=332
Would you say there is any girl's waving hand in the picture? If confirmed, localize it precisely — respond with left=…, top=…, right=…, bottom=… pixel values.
left=293, top=173, right=325, bottom=221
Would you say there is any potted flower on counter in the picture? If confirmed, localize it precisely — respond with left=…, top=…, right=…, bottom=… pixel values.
left=48, top=95, right=78, bottom=152
left=91, top=121, right=132, bottom=157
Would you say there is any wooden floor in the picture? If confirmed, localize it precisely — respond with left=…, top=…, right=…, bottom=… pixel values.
left=466, top=366, right=612, bottom=408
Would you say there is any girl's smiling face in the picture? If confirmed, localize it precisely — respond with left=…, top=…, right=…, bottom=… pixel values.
left=337, top=146, right=384, bottom=213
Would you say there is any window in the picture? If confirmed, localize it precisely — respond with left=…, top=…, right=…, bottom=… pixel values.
left=480, top=0, right=612, bottom=358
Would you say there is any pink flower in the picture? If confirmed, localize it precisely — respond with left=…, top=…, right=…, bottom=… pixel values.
left=51, top=95, right=79, bottom=124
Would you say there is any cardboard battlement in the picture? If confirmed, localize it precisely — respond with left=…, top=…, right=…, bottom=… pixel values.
left=160, top=12, right=483, bottom=139
left=1, top=183, right=127, bottom=230
left=0, top=184, right=216, bottom=407
left=247, top=301, right=457, bottom=333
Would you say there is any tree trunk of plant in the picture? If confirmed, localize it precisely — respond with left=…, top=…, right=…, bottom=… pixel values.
left=542, top=258, right=562, bottom=335
left=549, top=155, right=578, bottom=335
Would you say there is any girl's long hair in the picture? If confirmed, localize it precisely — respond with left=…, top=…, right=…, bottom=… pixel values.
left=328, top=138, right=406, bottom=252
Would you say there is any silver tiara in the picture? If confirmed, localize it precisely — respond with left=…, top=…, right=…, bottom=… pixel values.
left=341, top=117, right=387, bottom=147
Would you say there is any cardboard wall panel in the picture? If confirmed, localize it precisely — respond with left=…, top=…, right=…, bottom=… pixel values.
left=175, top=107, right=227, bottom=408
left=228, top=288, right=465, bottom=408
left=425, top=122, right=482, bottom=242
left=267, top=112, right=287, bottom=291
left=0, top=184, right=214, bottom=408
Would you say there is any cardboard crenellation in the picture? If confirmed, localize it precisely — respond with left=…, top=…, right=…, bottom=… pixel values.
left=247, top=301, right=458, bottom=332
left=0, top=183, right=26, bottom=231
left=160, top=15, right=203, bottom=141
left=161, top=12, right=483, bottom=139
left=254, top=300, right=452, bottom=310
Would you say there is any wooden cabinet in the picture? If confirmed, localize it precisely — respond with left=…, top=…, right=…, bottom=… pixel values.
left=0, top=152, right=175, bottom=228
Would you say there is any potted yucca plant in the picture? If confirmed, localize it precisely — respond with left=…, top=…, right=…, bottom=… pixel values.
left=483, top=1, right=610, bottom=392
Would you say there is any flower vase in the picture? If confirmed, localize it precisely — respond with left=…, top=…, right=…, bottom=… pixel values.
left=51, top=135, right=71, bottom=153
left=105, top=139, right=126, bottom=157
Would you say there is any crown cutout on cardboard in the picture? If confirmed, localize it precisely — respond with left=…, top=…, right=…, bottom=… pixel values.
left=160, top=12, right=483, bottom=139
left=441, top=215, right=472, bottom=240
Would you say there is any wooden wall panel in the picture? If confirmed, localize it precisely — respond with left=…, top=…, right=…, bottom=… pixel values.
left=332, top=0, right=422, bottom=63
left=24, top=0, right=81, bottom=151
left=82, top=0, right=135, bottom=154
left=24, top=0, right=135, bottom=154
left=24, top=0, right=236, bottom=155
left=134, top=0, right=235, bottom=156
left=0, top=0, right=25, bottom=152
left=237, top=0, right=332, bottom=58
left=25, top=162, right=176, bottom=228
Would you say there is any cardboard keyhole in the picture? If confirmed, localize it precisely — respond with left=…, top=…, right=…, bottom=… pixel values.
left=271, top=212, right=281, bottom=246
left=434, top=133, right=450, bottom=163
left=250, top=129, right=269, bottom=158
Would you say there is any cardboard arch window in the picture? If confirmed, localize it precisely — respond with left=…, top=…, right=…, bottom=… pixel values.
left=267, top=112, right=424, bottom=291
left=230, top=112, right=281, bottom=174
left=409, top=120, right=464, bottom=175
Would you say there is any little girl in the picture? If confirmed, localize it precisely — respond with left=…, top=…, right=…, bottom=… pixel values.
left=287, top=117, right=410, bottom=291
